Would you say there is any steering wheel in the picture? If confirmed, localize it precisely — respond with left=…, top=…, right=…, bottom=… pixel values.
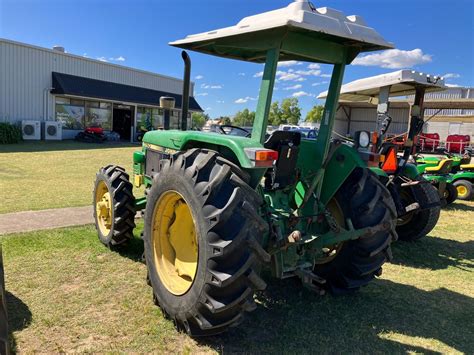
left=217, top=125, right=251, bottom=138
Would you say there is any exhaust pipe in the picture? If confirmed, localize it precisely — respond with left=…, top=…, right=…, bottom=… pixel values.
left=181, top=51, right=191, bottom=131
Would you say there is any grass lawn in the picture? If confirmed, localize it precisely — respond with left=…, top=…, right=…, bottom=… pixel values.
left=1, top=201, right=473, bottom=353
left=0, top=141, right=141, bottom=214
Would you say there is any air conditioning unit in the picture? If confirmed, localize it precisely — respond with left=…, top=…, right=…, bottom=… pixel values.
left=44, top=121, right=62, bottom=140
left=21, top=120, right=41, bottom=140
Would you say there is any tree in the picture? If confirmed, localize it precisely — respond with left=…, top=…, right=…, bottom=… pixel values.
left=233, top=109, right=255, bottom=127
left=281, top=98, right=301, bottom=125
left=217, top=116, right=232, bottom=125
left=268, top=101, right=282, bottom=126
left=305, top=105, right=325, bottom=123
left=192, top=112, right=210, bottom=129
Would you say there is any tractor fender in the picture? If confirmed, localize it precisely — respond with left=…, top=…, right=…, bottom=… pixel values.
left=400, top=163, right=420, bottom=180
left=450, top=171, right=474, bottom=183
left=369, top=167, right=389, bottom=179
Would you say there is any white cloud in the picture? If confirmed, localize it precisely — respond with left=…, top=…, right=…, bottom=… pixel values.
left=308, top=63, right=320, bottom=70
left=97, top=56, right=108, bottom=62
left=283, top=84, right=303, bottom=91
left=278, top=60, right=303, bottom=67
left=312, top=81, right=329, bottom=86
left=443, top=73, right=460, bottom=79
left=320, top=74, right=331, bottom=78
left=446, top=83, right=461, bottom=87
left=253, top=71, right=264, bottom=78
left=352, top=49, right=432, bottom=69
left=238, top=73, right=246, bottom=76
left=295, top=77, right=306, bottom=82
left=295, top=69, right=321, bottom=76
left=279, top=73, right=301, bottom=81
left=109, top=56, right=125, bottom=61
left=201, top=84, right=223, bottom=89
left=216, top=100, right=225, bottom=103
left=292, top=91, right=313, bottom=98
left=195, top=75, right=204, bottom=80
left=205, top=107, right=212, bottom=111
left=235, top=96, right=257, bottom=104
left=195, top=92, right=208, bottom=96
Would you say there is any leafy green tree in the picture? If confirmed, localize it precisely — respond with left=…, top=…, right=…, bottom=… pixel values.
left=192, top=112, right=210, bottom=129
left=233, top=109, right=255, bottom=127
left=281, top=98, right=301, bottom=125
left=306, top=105, right=325, bottom=123
left=268, top=101, right=282, bottom=126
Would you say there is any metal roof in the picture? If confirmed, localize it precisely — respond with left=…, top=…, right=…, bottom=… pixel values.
left=170, top=0, right=393, bottom=63
left=51, top=72, right=203, bottom=111
left=337, top=98, right=474, bottom=110
left=318, top=70, right=446, bottom=101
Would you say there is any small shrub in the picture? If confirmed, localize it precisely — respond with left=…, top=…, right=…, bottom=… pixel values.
left=0, top=122, right=22, bottom=144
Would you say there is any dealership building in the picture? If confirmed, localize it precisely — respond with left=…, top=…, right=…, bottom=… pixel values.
left=0, top=38, right=202, bottom=141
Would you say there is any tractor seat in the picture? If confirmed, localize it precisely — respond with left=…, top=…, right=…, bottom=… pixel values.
left=460, top=164, right=474, bottom=171
left=424, top=159, right=453, bottom=174
left=263, top=131, right=301, bottom=190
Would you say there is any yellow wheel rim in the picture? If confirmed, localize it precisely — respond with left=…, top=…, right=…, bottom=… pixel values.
left=95, top=181, right=112, bottom=235
left=456, top=185, right=468, bottom=198
left=314, top=199, right=345, bottom=265
left=151, top=191, right=198, bottom=295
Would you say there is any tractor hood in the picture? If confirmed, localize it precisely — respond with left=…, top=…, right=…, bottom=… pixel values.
left=170, top=0, right=393, bottom=64
left=318, top=70, right=447, bottom=101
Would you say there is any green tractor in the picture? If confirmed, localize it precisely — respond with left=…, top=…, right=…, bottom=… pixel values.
left=319, top=70, right=445, bottom=241
left=93, top=1, right=397, bottom=336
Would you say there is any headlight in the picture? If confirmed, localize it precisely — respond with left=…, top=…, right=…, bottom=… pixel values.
left=356, top=131, right=370, bottom=149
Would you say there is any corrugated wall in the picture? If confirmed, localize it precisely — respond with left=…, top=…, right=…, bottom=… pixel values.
left=333, top=105, right=410, bottom=137
left=0, top=40, right=194, bottom=123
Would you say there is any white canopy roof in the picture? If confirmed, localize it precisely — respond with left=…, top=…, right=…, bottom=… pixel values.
left=318, top=70, right=446, bottom=101
left=170, top=0, right=393, bottom=63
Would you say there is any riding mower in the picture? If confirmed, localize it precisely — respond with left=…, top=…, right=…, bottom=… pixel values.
left=319, top=70, right=446, bottom=241
left=415, top=158, right=458, bottom=204
left=93, top=0, right=397, bottom=336
left=0, top=246, right=9, bottom=354
left=416, top=150, right=474, bottom=200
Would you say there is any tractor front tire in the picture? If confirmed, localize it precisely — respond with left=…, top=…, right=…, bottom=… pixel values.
left=396, top=178, right=441, bottom=241
left=93, top=165, right=136, bottom=247
left=453, top=180, right=473, bottom=200
left=444, top=183, right=458, bottom=205
left=314, top=168, right=397, bottom=294
left=144, top=149, right=267, bottom=336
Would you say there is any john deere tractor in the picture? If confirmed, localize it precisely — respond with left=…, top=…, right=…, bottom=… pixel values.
left=94, top=0, right=397, bottom=336
left=319, top=70, right=446, bottom=241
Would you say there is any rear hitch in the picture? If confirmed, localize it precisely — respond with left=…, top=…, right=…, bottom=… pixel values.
left=295, top=269, right=326, bottom=295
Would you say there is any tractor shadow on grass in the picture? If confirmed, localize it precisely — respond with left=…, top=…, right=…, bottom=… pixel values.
left=391, top=236, right=474, bottom=271
left=445, top=202, right=474, bottom=212
left=115, top=236, right=145, bottom=263
left=6, top=290, right=32, bottom=353
left=202, top=278, right=474, bottom=354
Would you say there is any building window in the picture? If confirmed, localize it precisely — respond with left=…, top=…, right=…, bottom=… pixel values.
left=56, top=103, right=85, bottom=129
left=85, top=101, right=112, bottom=130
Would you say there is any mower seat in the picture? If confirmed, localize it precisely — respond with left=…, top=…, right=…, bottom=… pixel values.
left=424, top=159, right=453, bottom=174
left=263, top=131, right=301, bottom=190
left=460, top=164, right=474, bottom=171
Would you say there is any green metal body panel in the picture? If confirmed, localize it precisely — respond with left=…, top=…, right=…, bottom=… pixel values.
left=448, top=171, right=474, bottom=183
left=369, top=167, right=389, bottom=178
left=400, top=163, right=420, bottom=180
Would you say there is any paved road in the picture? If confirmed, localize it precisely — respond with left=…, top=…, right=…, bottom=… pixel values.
left=0, top=206, right=93, bottom=235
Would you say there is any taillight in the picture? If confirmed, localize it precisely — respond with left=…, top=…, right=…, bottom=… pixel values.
left=244, top=148, right=279, bottom=168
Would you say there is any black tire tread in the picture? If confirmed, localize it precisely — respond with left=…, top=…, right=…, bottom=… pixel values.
left=93, top=165, right=136, bottom=246
left=145, top=149, right=265, bottom=336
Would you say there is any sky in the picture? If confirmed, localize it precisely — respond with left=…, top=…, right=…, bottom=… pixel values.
left=1, top=0, right=473, bottom=118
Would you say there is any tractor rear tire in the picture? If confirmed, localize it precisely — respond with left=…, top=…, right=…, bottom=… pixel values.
left=93, top=165, right=136, bottom=247
left=444, top=183, right=458, bottom=205
left=314, top=168, right=397, bottom=294
left=143, top=149, right=267, bottom=336
left=453, top=180, right=473, bottom=200
left=0, top=246, right=9, bottom=355
left=396, top=178, right=441, bottom=241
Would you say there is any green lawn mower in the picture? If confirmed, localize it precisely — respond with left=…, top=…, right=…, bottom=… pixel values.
left=415, top=159, right=458, bottom=204
left=416, top=151, right=474, bottom=200
left=319, top=70, right=445, bottom=242
left=93, top=1, right=397, bottom=336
